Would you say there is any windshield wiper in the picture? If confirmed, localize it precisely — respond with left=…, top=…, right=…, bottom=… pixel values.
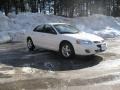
left=61, top=32, right=74, bottom=34
left=61, top=32, right=79, bottom=34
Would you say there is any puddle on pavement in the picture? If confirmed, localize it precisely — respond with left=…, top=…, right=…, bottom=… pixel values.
left=14, top=55, right=102, bottom=74
left=44, top=62, right=61, bottom=71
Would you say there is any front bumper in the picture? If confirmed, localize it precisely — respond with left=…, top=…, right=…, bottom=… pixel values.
left=73, top=42, right=107, bottom=55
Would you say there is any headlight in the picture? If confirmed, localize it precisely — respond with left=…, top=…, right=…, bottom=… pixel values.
left=76, top=40, right=92, bottom=45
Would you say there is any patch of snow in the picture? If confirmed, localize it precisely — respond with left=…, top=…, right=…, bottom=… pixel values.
left=22, top=67, right=37, bottom=74
left=91, top=59, right=120, bottom=70
left=99, top=79, right=120, bottom=86
left=93, top=27, right=120, bottom=38
left=0, top=70, right=15, bottom=75
left=22, top=64, right=38, bottom=74
left=8, top=30, right=26, bottom=42
left=0, top=32, right=11, bottom=43
left=0, top=12, right=10, bottom=32
left=48, top=70, right=55, bottom=74
left=72, top=14, right=120, bottom=38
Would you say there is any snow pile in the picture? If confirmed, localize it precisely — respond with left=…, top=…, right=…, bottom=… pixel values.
left=0, top=32, right=11, bottom=43
left=73, top=14, right=120, bottom=30
left=12, top=13, right=120, bottom=39
left=94, top=27, right=120, bottom=38
left=12, top=13, right=69, bottom=31
left=72, top=14, right=120, bottom=38
left=0, top=12, right=26, bottom=43
left=12, top=13, right=120, bottom=38
left=0, top=12, right=10, bottom=31
left=0, top=12, right=11, bottom=43
left=0, top=12, right=120, bottom=43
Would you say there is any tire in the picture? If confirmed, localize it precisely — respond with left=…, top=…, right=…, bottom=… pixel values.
left=27, top=38, right=35, bottom=51
left=60, top=42, right=75, bottom=58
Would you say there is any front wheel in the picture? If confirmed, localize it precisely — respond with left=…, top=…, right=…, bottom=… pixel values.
left=60, top=42, right=75, bottom=58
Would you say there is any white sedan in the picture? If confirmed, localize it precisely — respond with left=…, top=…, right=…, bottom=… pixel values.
left=26, top=23, right=107, bottom=58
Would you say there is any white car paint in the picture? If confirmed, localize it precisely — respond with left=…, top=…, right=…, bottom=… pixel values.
left=26, top=23, right=107, bottom=56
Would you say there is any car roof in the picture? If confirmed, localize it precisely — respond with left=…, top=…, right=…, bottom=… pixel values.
left=46, top=23, right=68, bottom=25
left=35, top=23, right=70, bottom=27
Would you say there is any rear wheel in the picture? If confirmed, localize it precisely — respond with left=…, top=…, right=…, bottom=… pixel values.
left=27, top=38, right=35, bottom=51
left=60, top=42, right=75, bottom=58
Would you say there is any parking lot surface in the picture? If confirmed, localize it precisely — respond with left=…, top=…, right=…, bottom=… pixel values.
left=0, top=39, right=120, bottom=90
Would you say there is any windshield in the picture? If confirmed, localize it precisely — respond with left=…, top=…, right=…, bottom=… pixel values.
left=54, top=24, right=80, bottom=34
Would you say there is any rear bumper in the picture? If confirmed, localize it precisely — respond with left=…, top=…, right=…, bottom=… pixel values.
left=73, top=43, right=107, bottom=55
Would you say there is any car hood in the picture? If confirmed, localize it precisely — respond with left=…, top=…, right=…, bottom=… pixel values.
left=63, top=32, right=104, bottom=41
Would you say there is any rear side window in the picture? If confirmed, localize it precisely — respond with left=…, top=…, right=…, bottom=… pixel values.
left=33, top=25, right=44, bottom=32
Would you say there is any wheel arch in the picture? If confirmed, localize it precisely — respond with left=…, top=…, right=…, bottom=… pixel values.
left=59, top=40, right=75, bottom=58
left=27, top=36, right=32, bottom=41
left=59, top=40, right=74, bottom=50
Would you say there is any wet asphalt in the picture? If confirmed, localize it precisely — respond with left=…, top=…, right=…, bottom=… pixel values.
left=0, top=40, right=120, bottom=90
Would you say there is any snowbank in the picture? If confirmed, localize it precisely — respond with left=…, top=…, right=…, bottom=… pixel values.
left=0, top=12, right=10, bottom=32
left=72, top=14, right=120, bottom=38
left=0, top=12, right=120, bottom=43
left=0, top=32, right=11, bottom=43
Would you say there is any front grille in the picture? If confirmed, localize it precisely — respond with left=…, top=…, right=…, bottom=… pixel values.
left=96, top=44, right=106, bottom=52
left=94, top=40, right=105, bottom=44
left=97, top=45, right=101, bottom=48
left=94, top=41, right=101, bottom=44
left=96, top=44, right=102, bottom=51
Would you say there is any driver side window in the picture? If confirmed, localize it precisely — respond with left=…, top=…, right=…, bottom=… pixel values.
left=44, top=25, right=57, bottom=34
left=33, top=25, right=44, bottom=32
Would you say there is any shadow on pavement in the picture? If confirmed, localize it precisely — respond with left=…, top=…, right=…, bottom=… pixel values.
left=0, top=47, right=103, bottom=71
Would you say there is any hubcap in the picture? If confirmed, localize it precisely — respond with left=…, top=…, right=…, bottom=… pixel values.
left=27, top=40, right=32, bottom=49
left=62, top=45, right=72, bottom=57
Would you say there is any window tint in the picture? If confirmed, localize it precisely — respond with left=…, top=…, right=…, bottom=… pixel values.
left=44, top=25, right=57, bottom=34
left=33, top=25, right=44, bottom=32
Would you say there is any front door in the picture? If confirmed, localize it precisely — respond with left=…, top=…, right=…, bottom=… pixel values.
left=41, top=25, right=59, bottom=51
left=32, top=25, right=45, bottom=48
